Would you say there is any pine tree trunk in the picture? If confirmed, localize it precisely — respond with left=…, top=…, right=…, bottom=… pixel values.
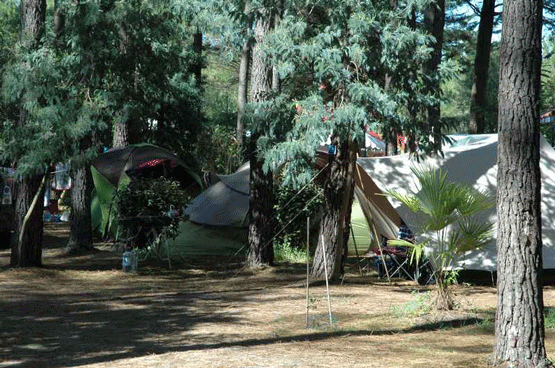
left=250, top=18, right=271, bottom=102
left=236, top=39, right=251, bottom=147
left=11, top=0, right=47, bottom=267
left=53, top=0, right=64, bottom=41
left=113, top=119, right=130, bottom=148
left=66, top=164, right=93, bottom=253
left=271, top=0, right=283, bottom=92
left=246, top=14, right=274, bottom=267
left=113, top=23, right=138, bottom=149
left=423, top=0, right=445, bottom=151
left=20, top=0, right=46, bottom=48
left=493, top=0, right=549, bottom=363
left=469, top=0, right=496, bottom=134
left=311, top=137, right=357, bottom=281
left=247, top=137, right=274, bottom=266
left=11, top=174, right=45, bottom=267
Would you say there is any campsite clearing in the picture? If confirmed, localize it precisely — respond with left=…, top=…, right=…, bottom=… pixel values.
left=1, top=223, right=555, bottom=368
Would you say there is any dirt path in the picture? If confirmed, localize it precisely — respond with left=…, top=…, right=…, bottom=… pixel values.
left=0, top=223, right=554, bottom=367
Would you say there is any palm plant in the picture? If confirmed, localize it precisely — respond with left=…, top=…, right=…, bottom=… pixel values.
left=385, top=167, right=494, bottom=310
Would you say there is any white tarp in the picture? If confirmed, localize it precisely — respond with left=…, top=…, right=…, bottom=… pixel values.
left=356, top=134, right=555, bottom=271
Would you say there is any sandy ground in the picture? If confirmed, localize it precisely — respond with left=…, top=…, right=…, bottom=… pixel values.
left=0, top=222, right=554, bottom=368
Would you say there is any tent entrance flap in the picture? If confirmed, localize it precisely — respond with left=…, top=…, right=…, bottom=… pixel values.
left=353, top=186, right=399, bottom=247
left=353, top=162, right=401, bottom=246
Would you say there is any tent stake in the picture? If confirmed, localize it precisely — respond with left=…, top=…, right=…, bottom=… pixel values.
left=166, top=231, right=172, bottom=270
left=320, top=233, right=333, bottom=328
left=306, top=217, right=310, bottom=328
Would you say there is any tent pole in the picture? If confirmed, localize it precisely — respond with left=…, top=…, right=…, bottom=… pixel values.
left=373, top=222, right=391, bottom=283
left=320, top=233, right=333, bottom=328
left=306, top=217, right=310, bottom=328
left=350, top=225, right=363, bottom=275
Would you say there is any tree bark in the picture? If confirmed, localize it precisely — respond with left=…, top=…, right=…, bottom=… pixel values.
left=20, top=0, right=46, bottom=48
left=11, top=174, right=45, bottom=267
left=493, top=0, right=549, bottom=363
left=246, top=14, right=274, bottom=267
left=250, top=17, right=271, bottom=103
left=423, top=0, right=445, bottom=152
left=11, top=0, right=47, bottom=267
left=311, top=137, right=357, bottom=281
left=113, top=23, right=138, bottom=148
left=271, top=0, right=283, bottom=92
left=53, top=0, right=64, bottom=41
left=469, top=0, right=496, bottom=134
left=236, top=39, right=251, bottom=147
left=66, top=164, right=93, bottom=253
left=113, top=118, right=130, bottom=148
left=247, top=137, right=274, bottom=266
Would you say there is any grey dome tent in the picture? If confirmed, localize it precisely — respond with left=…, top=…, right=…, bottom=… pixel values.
left=163, top=163, right=250, bottom=257
left=184, top=162, right=250, bottom=227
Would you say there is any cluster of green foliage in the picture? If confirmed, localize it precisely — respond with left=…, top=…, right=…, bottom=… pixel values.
left=194, top=124, right=244, bottom=174
left=0, top=0, right=204, bottom=176
left=274, top=241, right=310, bottom=263
left=256, top=0, right=453, bottom=185
left=441, top=45, right=500, bottom=134
left=203, top=50, right=239, bottom=128
left=274, top=180, right=322, bottom=253
left=112, top=177, right=187, bottom=248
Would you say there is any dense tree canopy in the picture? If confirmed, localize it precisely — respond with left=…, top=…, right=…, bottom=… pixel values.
left=0, top=0, right=206, bottom=265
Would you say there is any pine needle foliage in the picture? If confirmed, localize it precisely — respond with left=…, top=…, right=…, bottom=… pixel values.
left=0, top=0, right=204, bottom=176
left=258, top=0, right=452, bottom=186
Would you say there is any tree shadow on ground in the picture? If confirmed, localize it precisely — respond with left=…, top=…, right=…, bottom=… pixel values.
left=0, top=224, right=492, bottom=368
left=0, top=283, right=258, bottom=368
left=0, top=276, right=487, bottom=368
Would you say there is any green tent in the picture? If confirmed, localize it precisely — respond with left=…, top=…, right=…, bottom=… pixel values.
left=91, top=143, right=201, bottom=236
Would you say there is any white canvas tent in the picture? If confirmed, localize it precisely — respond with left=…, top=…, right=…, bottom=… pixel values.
left=355, top=134, right=555, bottom=271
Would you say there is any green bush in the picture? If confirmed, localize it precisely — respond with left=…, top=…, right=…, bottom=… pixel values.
left=274, top=181, right=322, bottom=252
left=194, top=124, right=244, bottom=174
left=112, top=177, right=187, bottom=249
left=274, top=236, right=310, bottom=263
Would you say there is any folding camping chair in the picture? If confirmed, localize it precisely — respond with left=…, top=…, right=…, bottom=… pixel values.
left=374, top=239, right=414, bottom=280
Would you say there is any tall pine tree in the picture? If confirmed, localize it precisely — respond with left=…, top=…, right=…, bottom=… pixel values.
left=493, top=0, right=550, bottom=362
left=10, top=0, right=47, bottom=267
left=247, top=3, right=275, bottom=267
left=262, top=0, right=446, bottom=280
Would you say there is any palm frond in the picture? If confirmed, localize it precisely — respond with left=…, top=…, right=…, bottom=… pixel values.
left=388, top=239, right=428, bottom=265
left=410, top=167, right=463, bottom=230
left=449, top=219, right=494, bottom=254
left=381, top=189, right=421, bottom=212
left=456, top=188, right=495, bottom=216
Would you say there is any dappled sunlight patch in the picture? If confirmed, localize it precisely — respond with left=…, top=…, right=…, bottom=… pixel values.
left=2, top=224, right=555, bottom=367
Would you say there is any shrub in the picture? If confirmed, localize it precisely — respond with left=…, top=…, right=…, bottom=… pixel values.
left=274, top=180, right=323, bottom=253
left=112, top=177, right=187, bottom=249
